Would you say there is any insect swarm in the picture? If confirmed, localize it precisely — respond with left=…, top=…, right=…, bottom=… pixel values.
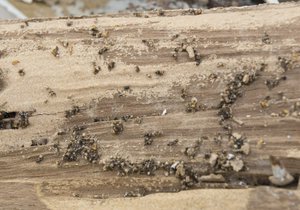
left=62, top=127, right=100, bottom=164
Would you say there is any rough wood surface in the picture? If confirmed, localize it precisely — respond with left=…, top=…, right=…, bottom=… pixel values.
left=0, top=2, right=300, bottom=209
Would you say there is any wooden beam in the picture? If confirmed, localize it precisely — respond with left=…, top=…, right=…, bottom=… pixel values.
left=0, top=2, right=300, bottom=209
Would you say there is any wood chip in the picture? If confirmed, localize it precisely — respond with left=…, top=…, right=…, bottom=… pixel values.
left=230, top=159, right=244, bottom=172
left=199, top=174, right=225, bottom=182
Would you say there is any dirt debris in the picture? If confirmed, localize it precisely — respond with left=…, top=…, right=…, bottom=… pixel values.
left=174, top=162, right=199, bottom=188
left=209, top=151, right=244, bottom=172
left=161, top=109, right=167, bottom=116
left=209, top=153, right=218, bottom=168
left=269, top=156, right=294, bottom=186
left=240, top=143, right=250, bottom=155
left=256, top=139, right=266, bottom=149
left=173, top=43, right=201, bottom=65
left=199, top=174, right=225, bottom=183
left=186, top=46, right=195, bottom=59
left=229, top=159, right=244, bottom=172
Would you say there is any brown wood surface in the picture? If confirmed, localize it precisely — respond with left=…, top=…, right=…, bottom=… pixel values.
left=0, top=2, right=300, bottom=209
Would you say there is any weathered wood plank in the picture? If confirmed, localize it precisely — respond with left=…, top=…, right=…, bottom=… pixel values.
left=0, top=2, right=300, bottom=209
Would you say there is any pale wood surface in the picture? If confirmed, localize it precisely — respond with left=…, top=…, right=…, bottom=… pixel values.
left=0, top=2, right=300, bottom=209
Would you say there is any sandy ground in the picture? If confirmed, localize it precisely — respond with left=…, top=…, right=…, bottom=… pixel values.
left=0, top=2, right=300, bottom=210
